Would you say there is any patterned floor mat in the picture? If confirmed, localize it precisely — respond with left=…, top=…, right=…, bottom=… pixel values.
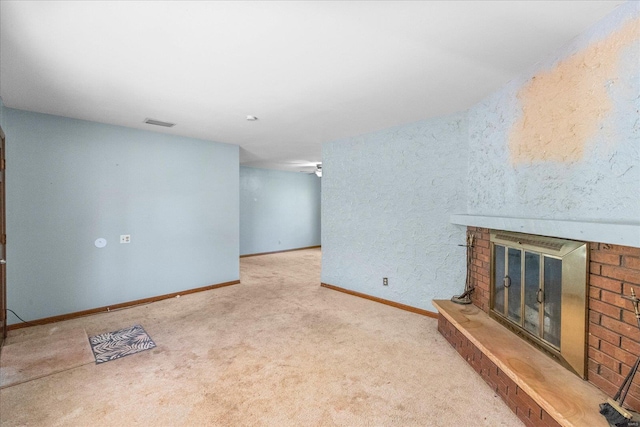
left=89, top=325, right=156, bottom=364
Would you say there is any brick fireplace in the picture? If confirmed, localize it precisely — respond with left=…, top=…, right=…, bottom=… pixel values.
left=464, top=226, right=640, bottom=411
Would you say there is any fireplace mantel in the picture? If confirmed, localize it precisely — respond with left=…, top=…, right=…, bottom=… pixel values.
left=450, top=214, right=640, bottom=248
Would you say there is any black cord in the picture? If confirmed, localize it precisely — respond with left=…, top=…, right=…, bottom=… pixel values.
left=5, top=308, right=38, bottom=327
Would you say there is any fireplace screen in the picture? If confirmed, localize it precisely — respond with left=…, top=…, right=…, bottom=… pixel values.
left=490, top=231, right=587, bottom=378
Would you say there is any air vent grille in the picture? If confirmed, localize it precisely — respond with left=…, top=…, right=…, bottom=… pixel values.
left=494, top=233, right=564, bottom=251
left=144, top=118, right=175, bottom=127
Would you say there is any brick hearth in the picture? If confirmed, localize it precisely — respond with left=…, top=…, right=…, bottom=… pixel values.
left=438, top=226, right=640, bottom=424
left=437, top=310, right=563, bottom=427
left=470, top=227, right=640, bottom=409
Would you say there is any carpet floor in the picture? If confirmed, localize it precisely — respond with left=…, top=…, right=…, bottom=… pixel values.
left=0, top=327, right=94, bottom=389
left=0, top=248, right=522, bottom=426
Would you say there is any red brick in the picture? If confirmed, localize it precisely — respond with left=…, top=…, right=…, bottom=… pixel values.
left=591, top=251, right=622, bottom=266
left=496, top=380, right=509, bottom=401
left=475, top=238, right=490, bottom=249
left=589, top=346, right=621, bottom=373
left=601, top=265, right=640, bottom=285
left=590, top=310, right=602, bottom=325
left=621, top=310, right=640, bottom=329
left=589, top=298, right=622, bottom=320
left=515, top=386, right=543, bottom=419
left=495, top=369, right=516, bottom=399
left=601, top=315, right=640, bottom=342
left=475, top=279, right=488, bottom=290
left=515, top=407, right=536, bottom=427
left=590, top=274, right=623, bottom=293
left=589, top=372, right=620, bottom=397
left=630, top=383, right=640, bottom=400
left=623, top=256, right=640, bottom=270
left=588, top=333, right=600, bottom=350
left=600, top=340, right=638, bottom=368
left=601, top=244, right=640, bottom=257
left=591, top=262, right=603, bottom=275
left=600, top=290, right=628, bottom=309
left=623, top=283, right=640, bottom=298
left=624, top=394, right=640, bottom=413
left=477, top=252, right=490, bottom=263
left=589, top=323, right=621, bottom=346
left=589, top=286, right=602, bottom=300
left=621, top=336, right=640, bottom=356
left=597, top=363, right=624, bottom=388
left=540, top=410, right=562, bottom=427
left=621, top=362, right=638, bottom=377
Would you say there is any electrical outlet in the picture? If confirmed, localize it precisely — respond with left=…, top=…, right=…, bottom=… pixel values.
left=120, top=234, right=131, bottom=244
left=383, top=277, right=388, bottom=286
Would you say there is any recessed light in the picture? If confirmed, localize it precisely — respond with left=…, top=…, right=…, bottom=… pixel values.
left=246, top=115, right=258, bottom=121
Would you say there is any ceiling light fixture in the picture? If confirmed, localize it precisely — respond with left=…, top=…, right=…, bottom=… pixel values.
left=144, top=118, right=175, bottom=127
left=246, top=115, right=258, bottom=121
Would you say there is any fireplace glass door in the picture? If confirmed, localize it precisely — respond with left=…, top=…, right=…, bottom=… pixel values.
left=489, top=231, right=587, bottom=378
left=493, top=246, right=562, bottom=349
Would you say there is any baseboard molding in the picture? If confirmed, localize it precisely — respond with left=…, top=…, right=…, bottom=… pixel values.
left=7, top=280, right=240, bottom=331
left=240, top=245, right=321, bottom=258
left=320, top=283, right=438, bottom=319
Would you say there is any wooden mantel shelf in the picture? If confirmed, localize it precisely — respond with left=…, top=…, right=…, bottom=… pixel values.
left=433, top=299, right=609, bottom=427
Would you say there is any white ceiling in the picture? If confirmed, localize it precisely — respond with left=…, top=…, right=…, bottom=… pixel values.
left=0, top=1, right=625, bottom=172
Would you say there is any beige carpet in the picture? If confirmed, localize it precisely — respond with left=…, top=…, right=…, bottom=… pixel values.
left=0, top=248, right=522, bottom=426
left=0, top=327, right=94, bottom=389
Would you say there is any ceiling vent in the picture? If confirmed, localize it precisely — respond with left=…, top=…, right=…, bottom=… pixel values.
left=144, top=118, right=175, bottom=127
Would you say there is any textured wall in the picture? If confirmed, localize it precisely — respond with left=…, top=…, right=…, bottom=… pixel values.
left=4, top=108, right=239, bottom=323
left=240, top=166, right=321, bottom=256
left=321, top=114, right=468, bottom=312
left=468, top=2, right=639, bottom=223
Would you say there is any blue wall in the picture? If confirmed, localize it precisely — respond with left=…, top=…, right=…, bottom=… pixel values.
left=3, top=107, right=239, bottom=323
left=467, top=1, right=639, bottom=223
left=321, top=2, right=639, bottom=314
left=322, top=2, right=640, bottom=310
left=321, top=114, right=468, bottom=312
left=240, top=166, right=321, bottom=256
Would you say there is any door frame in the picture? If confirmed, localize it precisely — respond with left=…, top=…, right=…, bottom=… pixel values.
left=0, top=125, right=6, bottom=345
